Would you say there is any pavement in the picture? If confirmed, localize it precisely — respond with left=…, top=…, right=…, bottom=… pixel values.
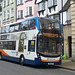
left=57, top=59, right=75, bottom=71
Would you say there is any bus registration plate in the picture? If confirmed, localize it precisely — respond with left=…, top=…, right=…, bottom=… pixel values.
left=48, top=63, right=54, bottom=65
left=47, top=58, right=54, bottom=65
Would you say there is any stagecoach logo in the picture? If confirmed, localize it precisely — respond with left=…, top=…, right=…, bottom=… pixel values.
left=42, top=32, right=58, bottom=38
left=11, top=51, right=18, bottom=56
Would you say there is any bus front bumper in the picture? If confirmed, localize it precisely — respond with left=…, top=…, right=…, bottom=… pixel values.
left=35, top=58, right=62, bottom=65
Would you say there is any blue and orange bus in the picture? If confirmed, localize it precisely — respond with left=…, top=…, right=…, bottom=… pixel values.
left=0, top=17, right=63, bottom=65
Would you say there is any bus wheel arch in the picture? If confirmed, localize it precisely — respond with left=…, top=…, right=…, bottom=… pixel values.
left=19, top=54, right=25, bottom=65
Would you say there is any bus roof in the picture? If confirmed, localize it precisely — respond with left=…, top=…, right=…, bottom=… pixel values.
left=22, top=17, right=60, bottom=22
left=1, top=17, right=60, bottom=27
left=0, top=17, right=62, bottom=32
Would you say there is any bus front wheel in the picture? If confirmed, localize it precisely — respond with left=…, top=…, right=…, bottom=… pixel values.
left=19, top=56, right=24, bottom=65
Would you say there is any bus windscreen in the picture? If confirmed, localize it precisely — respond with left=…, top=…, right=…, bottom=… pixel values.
left=37, top=18, right=62, bottom=57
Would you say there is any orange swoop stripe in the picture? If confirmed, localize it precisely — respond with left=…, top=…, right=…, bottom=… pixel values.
left=41, top=60, right=59, bottom=62
left=0, top=25, right=3, bottom=27
left=0, top=49, right=10, bottom=56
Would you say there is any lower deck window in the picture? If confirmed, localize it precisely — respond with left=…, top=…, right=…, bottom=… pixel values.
left=0, top=41, right=16, bottom=50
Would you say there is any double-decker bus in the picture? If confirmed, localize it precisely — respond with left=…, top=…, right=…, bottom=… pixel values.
left=0, top=17, right=63, bottom=65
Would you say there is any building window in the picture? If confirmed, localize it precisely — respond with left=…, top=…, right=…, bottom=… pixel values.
left=26, top=7, right=28, bottom=16
left=50, top=15, right=54, bottom=19
left=7, top=0, right=9, bottom=6
left=38, top=2, right=45, bottom=11
left=48, top=0, right=53, bottom=7
left=3, top=11, right=6, bottom=20
left=0, top=4, right=2, bottom=12
left=29, top=7, right=32, bottom=16
left=49, top=14, right=60, bottom=20
left=18, top=10, right=23, bottom=19
left=7, top=10, right=10, bottom=19
left=11, top=8, right=14, bottom=17
left=26, top=7, right=32, bottom=16
left=4, top=0, right=6, bottom=7
left=25, top=0, right=32, bottom=2
left=53, top=0, right=57, bottom=5
left=17, top=0, right=23, bottom=5
left=17, top=0, right=19, bottom=5
left=54, top=14, right=60, bottom=20
left=20, top=0, right=23, bottom=4
left=3, top=23, right=6, bottom=25
left=11, top=0, right=14, bottom=4
left=11, top=20, right=14, bottom=23
left=48, top=0, right=57, bottom=8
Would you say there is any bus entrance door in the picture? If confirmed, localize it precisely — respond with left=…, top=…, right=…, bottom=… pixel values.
left=26, top=40, right=35, bottom=60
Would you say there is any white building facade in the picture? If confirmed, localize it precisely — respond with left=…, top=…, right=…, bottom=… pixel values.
left=35, top=0, right=71, bottom=24
left=35, top=0, right=61, bottom=20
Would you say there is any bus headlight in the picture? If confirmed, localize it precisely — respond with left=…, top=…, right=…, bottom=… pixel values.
left=60, top=36, right=62, bottom=38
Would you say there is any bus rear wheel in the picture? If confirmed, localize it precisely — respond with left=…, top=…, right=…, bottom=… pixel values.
left=19, top=56, right=24, bottom=65
left=0, top=53, right=2, bottom=60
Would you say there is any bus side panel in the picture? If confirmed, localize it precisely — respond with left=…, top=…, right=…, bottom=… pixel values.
left=2, top=55, right=19, bottom=62
left=2, top=54, right=62, bottom=65
left=24, top=58, right=62, bottom=65
left=24, top=58, right=42, bottom=65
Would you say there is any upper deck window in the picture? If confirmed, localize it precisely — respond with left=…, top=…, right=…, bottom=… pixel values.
left=0, top=19, right=36, bottom=34
left=6, top=26, right=9, bottom=33
left=20, top=21, right=29, bottom=31
left=0, top=27, right=1, bottom=33
left=10, top=25, right=14, bottom=32
left=39, top=18, right=60, bottom=33
left=15, top=24, right=19, bottom=31
left=1, top=26, right=6, bottom=33
left=29, top=19, right=36, bottom=30
left=20, top=19, right=36, bottom=31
